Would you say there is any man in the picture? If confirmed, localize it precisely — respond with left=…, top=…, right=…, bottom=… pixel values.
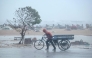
left=43, top=29, right=56, bottom=51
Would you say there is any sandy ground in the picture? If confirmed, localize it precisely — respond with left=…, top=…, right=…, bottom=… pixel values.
left=0, top=29, right=92, bottom=36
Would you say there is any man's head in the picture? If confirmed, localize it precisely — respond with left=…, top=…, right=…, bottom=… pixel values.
left=43, top=28, right=47, bottom=33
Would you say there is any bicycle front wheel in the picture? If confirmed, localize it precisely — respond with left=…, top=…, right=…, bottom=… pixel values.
left=34, top=40, right=44, bottom=50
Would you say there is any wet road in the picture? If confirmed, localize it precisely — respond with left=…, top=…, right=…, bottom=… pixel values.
left=0, top=46, right=92, bottom=58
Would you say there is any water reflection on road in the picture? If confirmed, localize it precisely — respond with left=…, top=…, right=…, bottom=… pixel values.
left=0, top=47, right=92, bottom=58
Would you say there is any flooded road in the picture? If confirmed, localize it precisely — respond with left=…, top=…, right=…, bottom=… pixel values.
left=0, top=35, right=92, bottom=58
left=0, top=35, right=92, bottom=44
left=0, top=46, right=92, bottom=58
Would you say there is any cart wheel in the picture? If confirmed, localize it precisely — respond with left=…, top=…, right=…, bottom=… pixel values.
left=34, top=40, right=44, bottom=50
left=58, top=40, right=71, bottom=51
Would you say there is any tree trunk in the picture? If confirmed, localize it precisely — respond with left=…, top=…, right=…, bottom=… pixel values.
left=19, top=28, right=26, bottom=44
left=19, top=34, right=25, bottom=44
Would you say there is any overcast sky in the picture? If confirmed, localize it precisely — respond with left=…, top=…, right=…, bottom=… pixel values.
left=0, top=0, right=92, bottom=25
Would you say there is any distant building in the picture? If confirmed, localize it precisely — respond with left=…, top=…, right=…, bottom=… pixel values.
left=0, top=25, right=4, bottom=28
left=2, top=26, right=12, bottom=30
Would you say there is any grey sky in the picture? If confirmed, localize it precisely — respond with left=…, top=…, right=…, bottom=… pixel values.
left=0, top=0, right=92, bottom=25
